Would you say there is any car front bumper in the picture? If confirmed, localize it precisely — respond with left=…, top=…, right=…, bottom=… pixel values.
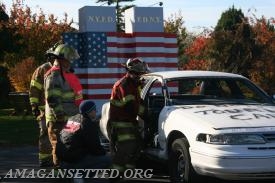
left=190, top=148, right=275, bottom=180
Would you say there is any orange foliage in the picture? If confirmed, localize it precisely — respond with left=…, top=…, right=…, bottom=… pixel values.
left=185, top=37, right=207, bottom=57
left=181, top=59, right=209, bottom=70
left=248, top=17, right=275, bottom=93
left=7, top=0, right=75, bottom=64
left=8, top=57, right=37, bottom=92
left=182, top=36, right=210, bottom=70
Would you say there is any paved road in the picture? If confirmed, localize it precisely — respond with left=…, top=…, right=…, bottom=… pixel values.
left=0, top=146, right=169, bottom=183
left=0, top=146, right=274, bottom=183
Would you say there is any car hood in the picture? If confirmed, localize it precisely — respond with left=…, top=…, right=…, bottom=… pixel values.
left=170, top=104, right=275, bottom=130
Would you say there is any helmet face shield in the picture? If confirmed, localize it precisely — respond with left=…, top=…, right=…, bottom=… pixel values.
left=66, top=48, right=80, bottom=62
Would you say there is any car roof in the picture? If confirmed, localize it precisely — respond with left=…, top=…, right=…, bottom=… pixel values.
left=143, top=70, right=246, bottom=80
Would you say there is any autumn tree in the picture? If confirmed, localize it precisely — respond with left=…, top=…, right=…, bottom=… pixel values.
left=7, top=0, right=75, bottom=67
left=8, top=57, right=36, bottom=92
left=183, top=36, right=210, bottom=70
left=2, top=0, right=75, bottom=91
left=249, top=17, right=275, bottom=93
left=164, top=11, right=188, bottom=68
left=96, top=0, right=135, bottom=32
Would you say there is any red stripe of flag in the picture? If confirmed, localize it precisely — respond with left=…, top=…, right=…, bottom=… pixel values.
left=107, top=62, right=177, bottom=68
left=85, top=94, right=111, bottom=100
left=77, top=73, right=124, bottom=79
left=107, top=52, right=178, bottom=58
left=107, top=42, right=177, bottom=48
left=82, top=84, right=114, bottom=89
left=107, top=32, right=177, bottom=38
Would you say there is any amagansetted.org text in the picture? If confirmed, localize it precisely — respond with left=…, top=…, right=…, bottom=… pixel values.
left=2, top=168, right=154, bottom=179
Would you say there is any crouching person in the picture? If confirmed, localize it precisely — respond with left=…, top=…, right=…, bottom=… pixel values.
left=56, top=100, right=111, bottom=182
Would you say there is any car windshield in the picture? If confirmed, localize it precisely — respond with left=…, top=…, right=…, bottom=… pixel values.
left=165, top=77, right=274, bottom=105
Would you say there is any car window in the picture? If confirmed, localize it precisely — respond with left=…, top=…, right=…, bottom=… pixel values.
left=165, top=77, right=272, bottom=105
left=235, top=80, right=264, bottom=102
left=148, top=80, right=163, bottom=96
left=146, top=79, right=165, bottom=108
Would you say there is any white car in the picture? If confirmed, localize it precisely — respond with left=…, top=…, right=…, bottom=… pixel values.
left=100, top=70, right=275, bottom=182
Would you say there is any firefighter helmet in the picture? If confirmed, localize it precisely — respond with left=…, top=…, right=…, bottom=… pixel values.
left=123, top=58, right=150, bottom=74
left=45, top=41, right=62, bottom=57
left=51, top=44, right=80, bottom=61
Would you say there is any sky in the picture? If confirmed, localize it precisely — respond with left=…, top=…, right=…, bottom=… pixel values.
left=1, top=0, right=275, bottom=32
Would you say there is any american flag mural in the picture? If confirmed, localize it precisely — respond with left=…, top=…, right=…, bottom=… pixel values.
left=63, top=32, right=178, bottom=110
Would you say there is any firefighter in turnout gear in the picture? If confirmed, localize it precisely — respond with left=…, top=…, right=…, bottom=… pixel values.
left=108, top=58, right=149, bottom=178
left=44, top=43, right=83, bottom=168
left=29, top=44, right=59, bottom=167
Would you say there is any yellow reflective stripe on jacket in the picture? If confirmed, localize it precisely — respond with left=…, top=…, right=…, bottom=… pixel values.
left=29, top=97, right=39, bottom=104
left=47, top=89, right=62, bottom=97
left=30, top=79, right=43, bottom=90
left=117, top=134, right=136, bottom=141
left=39, top=153, right=52, bottom=160
left=45, top=114, right=55, bottom=122
left=75, top=94, right=83, bottom=100
left=138, top=105, right=145, bottom=115
left=112, top=122, right=135, bottom=128
left=38, top=105, right=45, bottom=110
left=62, top=92, right=75, bottom=100
left=45, top=114, right=68, bottom=123
left=138, top=86, right=142, bottom=94
left=110, top=94, right=135, bottom=107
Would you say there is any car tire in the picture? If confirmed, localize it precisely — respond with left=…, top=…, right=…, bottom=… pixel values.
left=169, top=138, right=197, bottom=183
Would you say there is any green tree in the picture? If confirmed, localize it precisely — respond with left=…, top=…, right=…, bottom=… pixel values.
left=96, top=0, right=135, bottom=32
left=215, top=5, right=244, bottom=31
left=0, top=65, right=11, bottom=107
left=0, top=4, right=21, bottom=62
left=209, top=6, right=255, bottom=77
left=164, top=11, right=188, bottom=68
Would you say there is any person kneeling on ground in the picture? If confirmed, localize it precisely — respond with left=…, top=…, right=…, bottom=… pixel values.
left=56, top=100, right=111, bottom=179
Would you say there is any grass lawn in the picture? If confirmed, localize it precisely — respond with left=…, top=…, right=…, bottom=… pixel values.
left=0, top=109, right=38, bottom=146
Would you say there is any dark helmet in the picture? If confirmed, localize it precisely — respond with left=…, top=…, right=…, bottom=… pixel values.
left=51, top=44, right=80, bottom=62
left=79, top=100, right=96, bottom=115
left=122, top=58, right=150, bottom=74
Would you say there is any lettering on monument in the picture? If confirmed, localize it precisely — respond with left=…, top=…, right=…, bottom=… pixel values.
left=88, top=16, right=114, bottom=23
left=136, top=16, right=162, bottom=23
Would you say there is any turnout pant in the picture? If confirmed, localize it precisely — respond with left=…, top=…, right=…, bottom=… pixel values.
left=108, top=121, right=142, bottom=172
left=38, top=117, right=52, bottom=166
left=47, top=121, right=65, bottom=167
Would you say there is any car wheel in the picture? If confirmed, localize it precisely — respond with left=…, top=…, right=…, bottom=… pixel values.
left=169, top=138, right=197, bottom=183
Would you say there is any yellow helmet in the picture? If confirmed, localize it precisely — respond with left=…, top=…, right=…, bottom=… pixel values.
left=52, top=44, right=80, bottom=61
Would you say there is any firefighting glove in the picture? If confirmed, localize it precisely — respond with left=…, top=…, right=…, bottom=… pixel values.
left=31, top=104, right=40, bottom=118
